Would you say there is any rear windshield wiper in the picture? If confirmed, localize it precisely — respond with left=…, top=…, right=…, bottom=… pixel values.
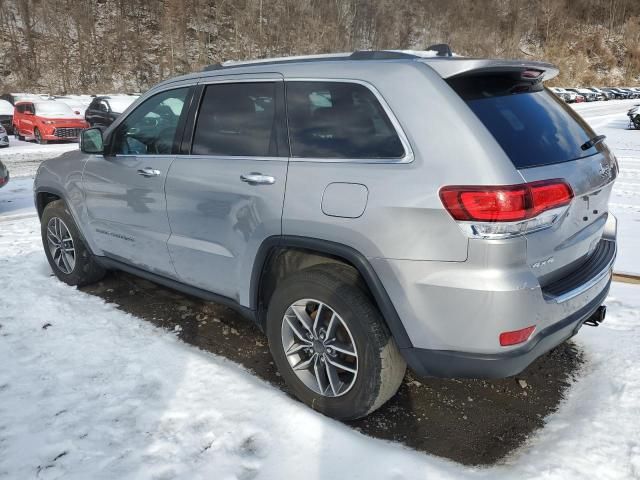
left=581, top=134, right=606, bottom=151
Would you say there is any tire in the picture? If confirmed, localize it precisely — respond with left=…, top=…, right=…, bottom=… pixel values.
left=266, top=264, right=406, bottom=420
left=14, top=126, right=24, bottom=141
left=41, top=200, right=105, bottom=286
left=34, top=127, right=47, bottom=144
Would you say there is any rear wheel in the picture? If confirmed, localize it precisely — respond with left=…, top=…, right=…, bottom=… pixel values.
left=34, top=127, right=47, bottom=144
left=14, top=126, right=24, bottom=141
left=266, top=264, right=406, bottom=420
left=41, top=200, right=105, bottom=286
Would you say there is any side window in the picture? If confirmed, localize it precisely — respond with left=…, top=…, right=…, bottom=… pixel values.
left=286, top=81, right=405, bottom=159
left=98, top=100, right=109, bottom=112
left=191, top=82, right=283, bottom=157
left=26, top=103, right=35, bottom=114
left=16, top=104, right=24, bottom=113
left=112, top=87, right=189, bottom=155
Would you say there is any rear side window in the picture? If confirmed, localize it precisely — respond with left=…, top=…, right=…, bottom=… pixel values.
left=286, top=81, right=405, bottom=159
left=448, top=74, right=596, bottom=169
left=16, top=104, right=25, bottom=113
left=192, top=82, right=284, bottom=157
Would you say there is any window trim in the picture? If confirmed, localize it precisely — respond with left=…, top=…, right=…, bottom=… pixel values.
left=285, top=78, right=414, bottom=164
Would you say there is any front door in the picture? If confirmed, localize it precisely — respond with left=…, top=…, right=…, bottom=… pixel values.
left=165, top=76, right=288, bottom=305
left=83, top=86, right=192, bottom=276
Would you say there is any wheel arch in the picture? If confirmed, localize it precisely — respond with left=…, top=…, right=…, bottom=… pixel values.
left=251, top=235, right=413, bottom=349
left=35, top=188, right=63, bottom=219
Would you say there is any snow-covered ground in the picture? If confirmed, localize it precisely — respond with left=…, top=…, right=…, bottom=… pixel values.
left=0, top=137, right=77, bottom=178
left=0, top=215, right=639, bottom=479
left=0, top=100, right=639, bottom=480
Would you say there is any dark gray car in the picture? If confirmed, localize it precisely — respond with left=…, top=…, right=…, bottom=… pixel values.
left=33, top=50, right=617, bottom=419
left=0, top=158, right=9, bottom=187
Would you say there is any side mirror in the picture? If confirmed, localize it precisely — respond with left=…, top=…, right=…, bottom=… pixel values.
left=80, top=127, right=104, bottom=154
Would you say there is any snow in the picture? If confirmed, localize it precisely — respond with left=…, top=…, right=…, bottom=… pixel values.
left=0, top=214, right=639, bottom=479
left=0, top=137, right=78, bottom=178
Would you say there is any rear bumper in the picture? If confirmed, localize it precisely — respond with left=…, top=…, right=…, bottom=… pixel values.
left=372, top=214, right=617, bottom=379
left=401, top=282, right=610, bottom=379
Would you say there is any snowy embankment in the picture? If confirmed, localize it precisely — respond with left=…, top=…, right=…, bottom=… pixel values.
left=0, top=215, right=639, bottom=479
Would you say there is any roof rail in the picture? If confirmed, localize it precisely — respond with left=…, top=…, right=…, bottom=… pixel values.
left=349, top=50, right=419, bottom=60
left=200, top=45, right=454, bottom=72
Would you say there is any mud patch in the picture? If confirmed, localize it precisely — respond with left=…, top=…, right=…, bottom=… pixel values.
left=82, top=271, right=583, bottom=466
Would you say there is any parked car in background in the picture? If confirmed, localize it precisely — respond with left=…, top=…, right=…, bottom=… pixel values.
left=35, top=51, right=617, bottom=420
left=605, top=87, right=630, bottom=99
left=0, top=158, right=9, bottom=187
left=576, top=88, right=598, bottom=101
left=85, top=95, right=139, bottom=127
left=13, top=101, right=89, bottom=144
left=560, top=88, right=579, bottom=103
left=0, top=124, right=9, bottom=148
left=53, top=96, right=92, bottom=117
left=549, top=87, right=570, bottom=102
left=629, top=104, right=640, bottom=129
left=620, top=88, right=640, bottom=99
left=0, top=99, right=14, bottom=134
left=565, top=88, right=587, bottom=102
left=586, top=87, right=607, bottom=101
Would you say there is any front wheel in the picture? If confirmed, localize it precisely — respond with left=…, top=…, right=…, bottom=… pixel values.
left=267, top=264, right=406, bottom=420
left=34, top=127, right=47, bottom=144
left=41, top=200, right=105, bottom=286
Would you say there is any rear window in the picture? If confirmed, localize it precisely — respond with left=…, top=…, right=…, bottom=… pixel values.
left=448, top=74, right=596, bottom=169
left=286, top=81, right=405, bottom=159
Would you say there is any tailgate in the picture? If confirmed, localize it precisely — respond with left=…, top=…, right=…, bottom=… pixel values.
left=446, top=65, right=618, bottom=284
left=519, top=152, right=616, bottom=284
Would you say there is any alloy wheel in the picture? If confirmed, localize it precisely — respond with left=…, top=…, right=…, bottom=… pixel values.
left=46, top=217, right=76, bottom=274
left=281, top=298, right=358, bottom=397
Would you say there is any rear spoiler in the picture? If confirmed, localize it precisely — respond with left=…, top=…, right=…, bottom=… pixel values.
left=422, top=58, right=559, bottom=82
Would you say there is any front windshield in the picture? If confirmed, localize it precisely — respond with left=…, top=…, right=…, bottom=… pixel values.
left=35, top=102, right=74, bottom=116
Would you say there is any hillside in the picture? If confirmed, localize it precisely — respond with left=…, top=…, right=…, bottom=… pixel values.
left=0, top=0, right=639, bottom=94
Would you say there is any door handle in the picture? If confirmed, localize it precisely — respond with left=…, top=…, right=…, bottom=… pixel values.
left=137, top=167, right=161, bottom=177
left=240, top=173, right=275, bottom=185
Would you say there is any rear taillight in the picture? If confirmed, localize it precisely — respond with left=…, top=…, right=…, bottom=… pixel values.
left=440, top=179, right=573, bottom=239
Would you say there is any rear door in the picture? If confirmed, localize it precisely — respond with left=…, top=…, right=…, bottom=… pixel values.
left=164, top=75, right=288, bottom=304
left=83, top=86, right=193, bottom=276
left=448, top=73, right=617, bottom=284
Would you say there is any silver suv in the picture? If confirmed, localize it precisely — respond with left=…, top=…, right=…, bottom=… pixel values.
left=34, top=50, right=617, bottom=420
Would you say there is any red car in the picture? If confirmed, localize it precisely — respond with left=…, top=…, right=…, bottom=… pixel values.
left=13, top=101, right=88, bottom=144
